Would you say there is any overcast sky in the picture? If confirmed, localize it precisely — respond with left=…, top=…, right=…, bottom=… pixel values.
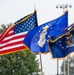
left=0, top=0, right=74, bottom=75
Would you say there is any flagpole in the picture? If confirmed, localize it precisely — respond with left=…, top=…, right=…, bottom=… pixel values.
left=40, top=54, right=44, bottom=75
left=34, top=3, right=36, bottom=11
left=56, top=4, right=72, bottom=75
left=34, top=4, right=44, bottom=75
left=67, top=58, right=70, bottom=75
left=57, top=59, right=59, bottom=75
left=33, top=4, right=44, bottom=75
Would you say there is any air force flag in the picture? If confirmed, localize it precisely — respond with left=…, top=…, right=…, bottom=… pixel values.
left=24, top=11, right=68, bottom=54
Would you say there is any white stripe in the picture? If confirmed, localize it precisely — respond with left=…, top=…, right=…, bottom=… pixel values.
left=0, top=38, right=24, bottom=46
left=4, top=31, right=28, bottom=41
left=8, top=30, right=13, bottom=34
left=0, top=44, right=23, bottom=51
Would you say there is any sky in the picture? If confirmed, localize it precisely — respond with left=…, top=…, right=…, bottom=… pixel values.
left=0, top=0, right=74, bottom=75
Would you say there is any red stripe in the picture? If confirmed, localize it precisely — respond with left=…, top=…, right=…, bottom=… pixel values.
left=0, top=27, right=14, bottom=42
left=5, top=31, right=14, bottom=37
left=0, top=29, right=8, bottom=42
left=0, top=41, right=23, bottom=49
left=0, top=46, right=26, bottom=54
left=0, top=25, right=28, bottom=55
left=1, top=34, right=26, bottom=44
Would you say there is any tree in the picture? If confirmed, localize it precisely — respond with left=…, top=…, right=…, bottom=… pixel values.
left=60, top=55, right=74, bottom=75
left=0, top=23, right=12, bottom=33
left=0, top=24, right=40, bottom=75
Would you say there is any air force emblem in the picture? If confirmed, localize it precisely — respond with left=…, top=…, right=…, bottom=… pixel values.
left=38, top=26, right=49, bottom=47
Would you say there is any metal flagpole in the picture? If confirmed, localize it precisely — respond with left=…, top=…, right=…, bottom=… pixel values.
left=67, top=58, right=70, bottom=75
left=56, top=4, right=66, bottom=75
left=33, top=4, right=44, bottom=75
left=40, top=54, right=44, bottom=75
left=56, top=4, right=72, bottom=75
left=63, top=58, right=66, bottom=75
left=57, top=59, right=59, bottom=75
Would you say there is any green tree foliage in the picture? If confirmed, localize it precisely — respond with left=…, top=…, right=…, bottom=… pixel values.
left=0, top=23, right=12, bottom=33
left=60, top=55, right=74, bottom=75
left=0, top=24, right=40, bottom=75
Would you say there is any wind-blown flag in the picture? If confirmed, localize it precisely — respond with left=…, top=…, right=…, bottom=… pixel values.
left=0, top=10, right=38, bottom=55
left=49, top=24, right=74, bottom=58
left=24, top=11, right=68, bottom=54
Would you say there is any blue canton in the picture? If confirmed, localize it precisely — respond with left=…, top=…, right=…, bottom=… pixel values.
left=14, top=11, right=38, bottom=34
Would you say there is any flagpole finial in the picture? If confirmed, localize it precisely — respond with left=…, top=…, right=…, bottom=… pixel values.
left=34, top=3, right=36, bottom=11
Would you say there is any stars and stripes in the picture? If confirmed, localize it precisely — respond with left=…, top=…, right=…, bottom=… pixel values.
left=0, top=11, right=38, bottom=55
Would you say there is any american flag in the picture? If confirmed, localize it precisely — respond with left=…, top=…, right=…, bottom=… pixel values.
left=0, top=11, right=38, bottom=55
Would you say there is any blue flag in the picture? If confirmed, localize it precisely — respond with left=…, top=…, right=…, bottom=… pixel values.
left=24, top=11, right=68, bottom=54
left=49, top=25, right=74, bottom=58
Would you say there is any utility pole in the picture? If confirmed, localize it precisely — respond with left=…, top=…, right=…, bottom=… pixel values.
left=56, top=4, right=72, bottom=75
